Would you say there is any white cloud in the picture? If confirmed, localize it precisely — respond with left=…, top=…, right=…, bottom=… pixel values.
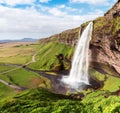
left=39, top=0, right=50, bottom=3
left=0, top=0, right=34, bottom=6
left=0, top=4, right=103, bottom=40
left=88, top=9, right=104, bottom=15
left=48, top=8, right=67, bottom=16
left=69, top=0, right=109, bottom=5
left=57, top=4, right=66, bottom=9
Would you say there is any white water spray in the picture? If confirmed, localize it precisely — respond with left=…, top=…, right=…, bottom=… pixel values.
left=61, top=22, right=93, bottom=89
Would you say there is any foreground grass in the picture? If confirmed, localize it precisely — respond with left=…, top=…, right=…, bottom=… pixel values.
left=0, top=82, right=16, bottom=101
left=0, top=88, right=120, bottom=113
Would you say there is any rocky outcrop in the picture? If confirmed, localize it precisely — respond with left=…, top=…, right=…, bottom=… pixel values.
left=105, top=0, right=120, bottom=19
left=40, top=27, right=80, bottom=46
left=89, top=35, right=120, bottom=75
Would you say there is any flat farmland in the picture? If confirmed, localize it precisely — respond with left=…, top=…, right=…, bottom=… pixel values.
left=0, top=42, right=39, bottom=64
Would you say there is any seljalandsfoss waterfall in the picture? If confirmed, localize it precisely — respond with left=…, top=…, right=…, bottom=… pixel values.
left=61, top=22, right=93, bottom=90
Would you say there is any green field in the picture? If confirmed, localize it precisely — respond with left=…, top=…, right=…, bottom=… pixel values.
left=0, top=88, right=120, bottom=113
left=0, top=65, right=51, bottom=88
left=0, top=82, right=16, bottom=99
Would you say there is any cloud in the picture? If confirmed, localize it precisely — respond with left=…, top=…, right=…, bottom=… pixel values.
left=0, top=0, right=34, bottom=6
left=39, top=0, right=51, bottom=3
left=57, top=4, right=66, bottom=9
left=48, top=8, right=67, bottom=16
left=69, top=0, right=109, bottom=5
left=0, top=3, right=104, bottom=40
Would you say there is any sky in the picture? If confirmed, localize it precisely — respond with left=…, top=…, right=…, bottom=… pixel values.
left=0, top=0, right=117, bottom=40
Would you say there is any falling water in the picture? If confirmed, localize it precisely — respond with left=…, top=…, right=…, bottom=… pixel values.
left=61, top=22, right=93, bottom=90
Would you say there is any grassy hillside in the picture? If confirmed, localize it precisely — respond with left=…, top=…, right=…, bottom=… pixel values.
left=28, top=42, right=74, bottom=70
left=93, top=16, right=120, bottom=40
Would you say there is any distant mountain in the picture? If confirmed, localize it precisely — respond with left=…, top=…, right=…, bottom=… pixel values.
left=0, top=38, right=38, bottom=43
left=20, top=38, right=38, bottom=42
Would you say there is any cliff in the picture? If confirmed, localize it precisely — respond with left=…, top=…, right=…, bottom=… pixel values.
left=105, top=0, right=120, bottom=18
left=40, top=27, right=80, bottom=46
left=39, top=1, right=120, bottom=75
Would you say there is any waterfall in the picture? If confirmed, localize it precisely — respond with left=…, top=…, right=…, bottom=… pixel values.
left=61, top=22, right=93, bottom=89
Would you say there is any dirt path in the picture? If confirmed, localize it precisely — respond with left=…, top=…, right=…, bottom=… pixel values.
left=1, top=62, right=67, bottom=93
left=0, top=53, right=36, bottom=75
left=0, top=62, right=102, bottom=94
left=0, top=54, right=36, bottom=90
left=0, top=79, right=25, bottom=90
left=32, top=53, right=36, bottom=62
left=0, top=65, right=23, bottom=75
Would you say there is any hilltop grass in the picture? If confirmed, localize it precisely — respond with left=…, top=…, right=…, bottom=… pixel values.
left=93, top=16, right=120, bottom=39
left=28, top=42, right=74, bottom=70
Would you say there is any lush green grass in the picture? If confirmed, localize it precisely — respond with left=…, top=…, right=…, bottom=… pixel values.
left=0, top=82, right=16, bottom=100
left=28, top=42, right=74, bottom=70
left=90, top=68, right=120, bottom=92
left=89, top=68, right=105, bottom=81
left=0, top=64, right=51, bottom=89
left=0, top=64, right=15, bottom=72
left=103, top=75, right=120, bottom=92
left=0, top=88, right=120, bottom=113
left=82, top=91, right=120, bottom=113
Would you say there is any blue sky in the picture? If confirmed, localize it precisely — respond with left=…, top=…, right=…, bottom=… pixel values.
left=0, top=0, right=117, bottom=40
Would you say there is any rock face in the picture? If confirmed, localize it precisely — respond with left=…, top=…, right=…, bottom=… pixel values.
left=90, top=34, right=120, bottom=75
left=39, top=1, right=120, bottom=75
left=105, top=0, right=120, bottom=18
left=40, top=27, right=80, bottom=46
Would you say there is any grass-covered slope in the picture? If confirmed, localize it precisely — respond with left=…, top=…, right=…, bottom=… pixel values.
left=0, top=88, right=120, bottom=113
left=90, top=68, right=120, bottom=92
left=28, top=42, right=74, bottom=70
left=93, top=16, right=120, bottom=40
